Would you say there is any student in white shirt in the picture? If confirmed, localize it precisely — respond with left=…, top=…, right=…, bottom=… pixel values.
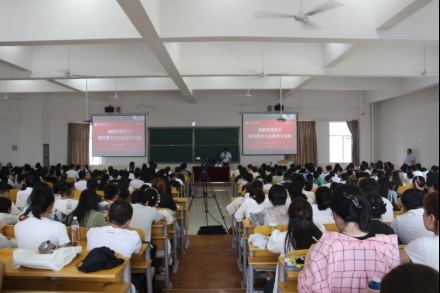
left=87, top=200, right=141, bottom=258
left=15, top=184, right=70, bottom=250
left=130, top=171, right=144, bottom=189
left=0, top=183, right=19, bottom=215
left=16, top=175, right=38, bottom=209
left=74, top=171, right=88, bottom=191
left=392, top=188, right=435, bottom=244
left=0, top=197, right=19, bottom=225
left=234, top=188, right=271, bottom=222
left=53, top=182, right=78, bottom=223
left=400, top=191, right=439, bottom=271
left=312, top=186, right=334, bottom=225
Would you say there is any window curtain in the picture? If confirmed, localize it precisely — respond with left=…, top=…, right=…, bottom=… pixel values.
left=68, top=123, right=90, bottom=165
left=285, top=121, right=317, bottom=166
left=346, top=120, right=360, bottom=167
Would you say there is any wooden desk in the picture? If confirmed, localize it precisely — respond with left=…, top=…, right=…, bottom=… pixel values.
left=193, top=166, right=230, bottom=182
left=247, top=256, right=278, bottom=293
left=0, top=248, right=132, bottom=293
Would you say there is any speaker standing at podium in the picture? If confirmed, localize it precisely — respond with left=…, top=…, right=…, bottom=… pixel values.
left=220, top=148, right=232, bottom=167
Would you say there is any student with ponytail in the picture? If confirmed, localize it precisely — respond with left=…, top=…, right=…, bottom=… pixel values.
left=298, top=184, right=400, bottom=293
left=14, top=183, right=70, bottom=250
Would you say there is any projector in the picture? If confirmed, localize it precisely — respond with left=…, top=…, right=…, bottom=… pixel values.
left=277, top=117, right=286, bottom=122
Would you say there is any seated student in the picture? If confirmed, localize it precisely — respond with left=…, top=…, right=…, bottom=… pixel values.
left=169, top=173, right=182, bottom=190
left=74, top=171, right=88, bottom=191
left=312, top=186, right=334, bottom=225
left=400, top=191, right=439, bottom=271
left=87, top=200, right=141, bottom=258
left=0, top=198, right=19, bottom=225
left=130, top=189, right=166, bottom=242
left=15, top=184, right=70, bottom=250
left=381, top=263, right=439, bottom=293
left=392, top=188, right=434, bottom=244
left=15, top=175, right=37, bottom=209
left=52, top=182, right=78, bottom=223
left=130, top=171, right=144, bottom=190
left=298, top=184, right=400, bottom=292
left=66, top=189, right=106, bottom=229
left=0, top=220, right=16, bottom=248
left=358, top=178, right=393, bottom=222
left=266, top=198, right=324, bottom=293
left=257, top=185, right=288, bottom=226
left=426, top=172, right=439, bottom=193
left=364, top=192, right=395, bottom=235
left=234, top=188, right=271, bottom=223
left=0, top=183, right=19, bottom=215
left=117, top=178, right=132, bottom=202
left=263, top=175, right=274, bottom=192
left=152, top=177, right=177, bottom=211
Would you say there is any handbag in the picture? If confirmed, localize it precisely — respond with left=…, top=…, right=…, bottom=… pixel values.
left=13, top=241, right=82, bottom=271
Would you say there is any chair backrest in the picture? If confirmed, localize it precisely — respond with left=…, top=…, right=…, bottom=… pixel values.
left=66, top=177, right=76, bottom=183
left=393, top=210, right=403, bottom=218
left=0, top=225, right=15, bottom=238
left=73, top=190, right=82, bottom=200
left=130, top=227, right=146, bottom=242
left=253, top=224, right=288, bottom=236
left=45, top=181, right=54, bottom=189
left=66, top=226, right=89, bottom=241
left=323, top=223, right=339, bottom=232
left=96, top=190, right=104, bottom=197
left=397, top=184, right=411, bottom=194
left=9, top=189, right=19, bottom=203
left=286, top=249, right=309, bottom=258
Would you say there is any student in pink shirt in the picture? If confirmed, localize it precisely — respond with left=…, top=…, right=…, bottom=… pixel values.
left=298, top=184, right=400, bottom=293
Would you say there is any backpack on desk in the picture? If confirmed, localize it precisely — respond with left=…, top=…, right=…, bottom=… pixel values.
left=76, top=246, right=124, bottom=273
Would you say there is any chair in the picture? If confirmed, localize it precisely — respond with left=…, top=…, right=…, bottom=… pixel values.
left=45, top=181, right=54, bottom=189
left=73, top=190, right=82, bottom=200
left=0, top=225, right=15, bottom=238
left=397, top=184, right=411, bottom=194
left=323, top=223, right=339, bottom=232
left=393, top=210, right=404, bottom=218
left=130, top=228, right=153, bottom=293
left=66, top=177, right=76, bottom=183
left=253, top=224, right=288, bottom=236
left=96, top=190, right=104, bottom=197
left=8, top=189, right=19, bottom=203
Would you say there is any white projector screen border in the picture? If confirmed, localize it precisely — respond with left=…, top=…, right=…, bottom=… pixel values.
left=91, top=114, right=147, bottom=157
left=242, top=113, right=298, bottom=155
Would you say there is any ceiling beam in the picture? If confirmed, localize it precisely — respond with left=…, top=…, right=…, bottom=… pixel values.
left=117, top=0, right=195, bottom=103
left=376, top=0, right=433, bottom=30
left=323, top=44, right=358, bottom=68
left=282, top=77, right=315, bottom=99
left=47, top=80, right=82, bottom=92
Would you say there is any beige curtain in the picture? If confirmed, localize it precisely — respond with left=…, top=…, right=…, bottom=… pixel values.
left=346, top=120, right=360, bottom=167
left=68, top=123, right=90, bottom=165
left=285, top=121, right=317, bottom=166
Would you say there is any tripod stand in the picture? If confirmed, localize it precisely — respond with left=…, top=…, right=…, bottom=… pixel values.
left=189, top=166, right=228, bottom=233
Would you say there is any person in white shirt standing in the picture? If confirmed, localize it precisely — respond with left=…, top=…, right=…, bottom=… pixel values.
left=220, top=148, right=232, bottom=166
left=404, top=148, right=416, bottom=166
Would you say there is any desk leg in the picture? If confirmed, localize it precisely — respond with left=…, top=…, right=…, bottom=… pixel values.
left=172, top=233, right=179, bottom=273
left=146, top=265, right=153, bottom=293
left=164, top=239, right=171, bottom=289
left=248, top=263, right=254, bottom=293
left=242, top=239, right=247, bottom=288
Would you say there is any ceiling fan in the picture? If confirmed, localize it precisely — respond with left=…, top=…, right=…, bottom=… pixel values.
left=255, top=0, right=343, bottom=24
left=421, top=45, right=438, bottom=76
left=247, top=44, right=289, bottom=77
left=277, top=77, right=286, bottom=122
left=2, top=81, right=22, bottom=100
left=58, top=46, right=93, bottom=78
left=83, top=79, right=92, bottom=123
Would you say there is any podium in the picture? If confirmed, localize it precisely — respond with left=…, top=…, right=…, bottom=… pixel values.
left=192, top=166, right=230, bottom=182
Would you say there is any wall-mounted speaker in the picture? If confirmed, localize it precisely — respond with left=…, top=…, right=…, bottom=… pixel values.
left=267, top=105, right=272, bottom=112
left=274, top=103, right=284, bottom=111
left=105, top=105, right=114, bottom=113
left=116, top=106, right=121, bottom=113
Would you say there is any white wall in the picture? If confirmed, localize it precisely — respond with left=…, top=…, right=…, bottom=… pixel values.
left=375, top=86, right=439, bottom=166
left=0, top=89, right=370, bottom=168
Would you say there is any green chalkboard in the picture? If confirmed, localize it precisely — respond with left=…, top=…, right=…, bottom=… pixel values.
left=195, top=128, right=239, bottom=145
left=148, top=127, right=240, bottom=163
left=150, top=128, right=192, bottom=145
left=149, top=146, right=192, bottom=163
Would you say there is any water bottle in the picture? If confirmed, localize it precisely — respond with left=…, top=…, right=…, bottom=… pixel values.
left=71, top=216, right=80, bottom=242
left=367, top=277, right=381, bottom=293
left=66, top=199, right=72, bottom=214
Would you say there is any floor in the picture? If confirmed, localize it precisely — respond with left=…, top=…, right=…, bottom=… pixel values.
left=162, top=184, right=247, bottom=293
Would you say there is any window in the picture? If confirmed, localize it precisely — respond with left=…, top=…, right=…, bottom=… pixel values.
left=89, top=125, right=101, bottom=166
left=329, top=122, right=352, bottom=163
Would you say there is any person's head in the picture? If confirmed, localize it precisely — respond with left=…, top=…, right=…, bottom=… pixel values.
left=24, top=175, right=38, bottom=188
left=0, top=197, right=12, bottom=214
left=251, top=188, right=266, bottom=205
left=0, top=182, right=10, bottom=197
left=412, top=175, right=426, bottom=190
left=358, top=177, right=379, bottom=194
left=251, top=179, right=263, bottom=190
left=26, top=184, right=55, bottom=219
left=268, top=185, right=288, bottom=206
left=104, top=183, right=119, bottom=201
left=78, top=171, right=86, bottom=180
left=381, top=263, right=439, bottom=293
left=117, top=178, right=131, bottom=201
left=329, top=184, right=371, bottom=232
left=407, top=148, right=412, bottom=154
left=131, top=189, right=149, bottom=205
left=145, top=188, right=160, bottom=207
left=287, top=181, right=307, bottom=201
left=400, top=188, right=424, bottom=211
left=70, top=189, right=100, bottom=224
left=151, top=177, right=166, bottom=195
left=426, top=172, right=439, bottom=192
left=59, top=182, right=74, bottom=198
left=108, top=200, right=133, bottom=228
left=285, top=198, right=323, bottom=252
left=86, top=177, right=98, bottom=190
left=423, top=191, right=439, bottom=234
left=224, top=148, right=228, bottom=153
left=315, top=186, right=331, bottom=210
left=364, top=192, right=387, bottom=219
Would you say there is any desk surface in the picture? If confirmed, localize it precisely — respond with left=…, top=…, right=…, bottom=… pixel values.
left=0, top=248, right=129, bottom=280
